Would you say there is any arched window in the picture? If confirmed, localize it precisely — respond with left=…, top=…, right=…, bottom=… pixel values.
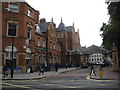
left=5, top=46, right=17, bottom=68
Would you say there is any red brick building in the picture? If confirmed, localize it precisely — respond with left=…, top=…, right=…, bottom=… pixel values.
left=56, top=18, right=68, bottom=65
left=34, top=24, right=46, bottom=71
left=1, top=1, right=81, bottom=73
left=57, top=18, right=81, bottom=67
left=39, top=18, right=61, bottom=70
left=2, top=2, right=39, bottom=72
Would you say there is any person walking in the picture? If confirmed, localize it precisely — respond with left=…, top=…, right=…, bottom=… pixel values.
left=55, top=62, right=58, bottom=72
left=39, top=64, right=44, bottom=75
left=90, top=65, right=96, bottom=76
left=3, top=64, right=8, bottom=77
left=65, top=64, right=68, bottom=69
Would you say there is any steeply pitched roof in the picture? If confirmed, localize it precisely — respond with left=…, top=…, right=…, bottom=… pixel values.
left=57, top=22, right=66, bottom=31
left=38, top=22, right=51, bottom=32
left=65, top=26, right=73, bottom=32
left=57, top=17, right=66, bottom=31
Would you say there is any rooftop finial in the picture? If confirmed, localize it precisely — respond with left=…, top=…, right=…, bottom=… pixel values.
left=77, top=29, right=79, bottom=32
left=61, top=17, right=62, bottom=22
left=73, top=22, right=74, bottom=26
left=51, top=17, right=53, bottom=23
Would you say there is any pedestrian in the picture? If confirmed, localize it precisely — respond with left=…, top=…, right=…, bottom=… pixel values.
left=99, top=65, right=103, bottom=78
left=3, top=64, right=8, bottom=77
left=39, top=64, right=44, bottom=75
left=54, top=62, right=58, bottom=72
left=30, top=66, right=33, bottom=73
left=90, top=65, right=96, bottom=76
left=65, top=64, right=68, bottom=69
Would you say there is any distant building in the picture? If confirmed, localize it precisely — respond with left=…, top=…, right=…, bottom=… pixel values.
left=81, top=45, right=107, bottom=64
left=89, top=53, right=104, bottom=64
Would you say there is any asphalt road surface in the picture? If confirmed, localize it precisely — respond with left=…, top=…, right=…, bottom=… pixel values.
left=2, top=68, right=119, bottom=90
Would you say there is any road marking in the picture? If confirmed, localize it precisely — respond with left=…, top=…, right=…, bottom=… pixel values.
left=3, top=83, right=31, bottom=89
left=86, top=76, right=116, bottom=82
left=86, top=76, right=90, bottom=80
left=44, top=84, right=54, bottom=86
left=53, top=81, right=63, bottom=82
left=67, top=86, right=77, bottom=88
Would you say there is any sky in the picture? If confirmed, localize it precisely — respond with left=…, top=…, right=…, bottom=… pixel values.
left=25, top=0, right=109, bottom=47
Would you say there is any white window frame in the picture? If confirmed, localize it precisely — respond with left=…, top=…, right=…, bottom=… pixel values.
left=35, top=24, right=42, bottom=34
left=6, top=52, right=17, bottom=59
left=27, top=27, right=32, bottom=39
left=28, top=9, right=32, bottom=17
left=37, top=38, right=40, bottom=46
left=42, top=40, right=45, bottom=47
left=26, top=53, right=31, bottom=59
left=9, top=3, right=19, bottom=13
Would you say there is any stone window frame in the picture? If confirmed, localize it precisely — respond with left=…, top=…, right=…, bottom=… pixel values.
left=27, top=25, right=33, bottom=40
left=7, top=20, right=18, bottom=37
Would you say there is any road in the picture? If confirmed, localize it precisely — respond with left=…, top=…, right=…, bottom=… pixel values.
left=2, top=67, right=119, bottom=90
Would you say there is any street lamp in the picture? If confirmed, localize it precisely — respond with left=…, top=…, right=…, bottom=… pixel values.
left=46, top=29, right=49, bottom=71
left=5, top=8, right=14, bottom=78
left=68, top=50, right=72, bottom=66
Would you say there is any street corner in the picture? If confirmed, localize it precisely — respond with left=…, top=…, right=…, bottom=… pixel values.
left=86, top=75, right=105, bottom=81
left=86, top=76, right=90, bottom=80
left=88, top=75, right=117, bottom=81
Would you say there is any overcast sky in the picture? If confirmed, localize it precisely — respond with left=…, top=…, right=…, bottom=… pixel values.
left=25, top=0, right=109, bottom=47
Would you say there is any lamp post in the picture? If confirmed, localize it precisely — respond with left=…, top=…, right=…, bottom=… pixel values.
left=5, top=8, right=14, bottom=78
left=46, top=30, right=49, bottom=71
left=68, top=50, right=72, bottom=66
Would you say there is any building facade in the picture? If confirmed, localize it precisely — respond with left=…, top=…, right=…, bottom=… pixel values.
left=2, top=2, right=39, bottom=72
left=81, top=45, right=107, bottom=65
left=2, top=1, right=81, bottom=73
left=89, top=53, right=104, bottom=64
left=39, top=18, right=61, bottom=70
left=57, top=18, right=81, bottom=67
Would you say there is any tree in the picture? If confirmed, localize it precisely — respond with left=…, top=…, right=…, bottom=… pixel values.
left=100, top=2, right=120, bottom=66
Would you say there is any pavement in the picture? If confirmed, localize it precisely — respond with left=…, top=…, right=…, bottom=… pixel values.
left=1, top=67, right=77, bottom=80
left=1, top=66, right=120, bottom=80
left=89, top=66, right=120, bottom=80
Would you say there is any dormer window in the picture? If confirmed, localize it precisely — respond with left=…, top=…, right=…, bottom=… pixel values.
left=35, top=24, right=42, bottom=34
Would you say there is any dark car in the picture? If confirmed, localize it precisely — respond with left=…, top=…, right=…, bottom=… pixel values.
left=81, top=63, right=88, bottom=68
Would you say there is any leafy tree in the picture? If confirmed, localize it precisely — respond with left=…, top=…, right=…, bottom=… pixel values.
left=100, top=2, right=120, bottom=65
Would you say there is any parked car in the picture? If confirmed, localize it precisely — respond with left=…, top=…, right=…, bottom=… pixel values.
left=81, top=63, right=88, bottom=68
left=96, top=62, right=105, bottom=67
